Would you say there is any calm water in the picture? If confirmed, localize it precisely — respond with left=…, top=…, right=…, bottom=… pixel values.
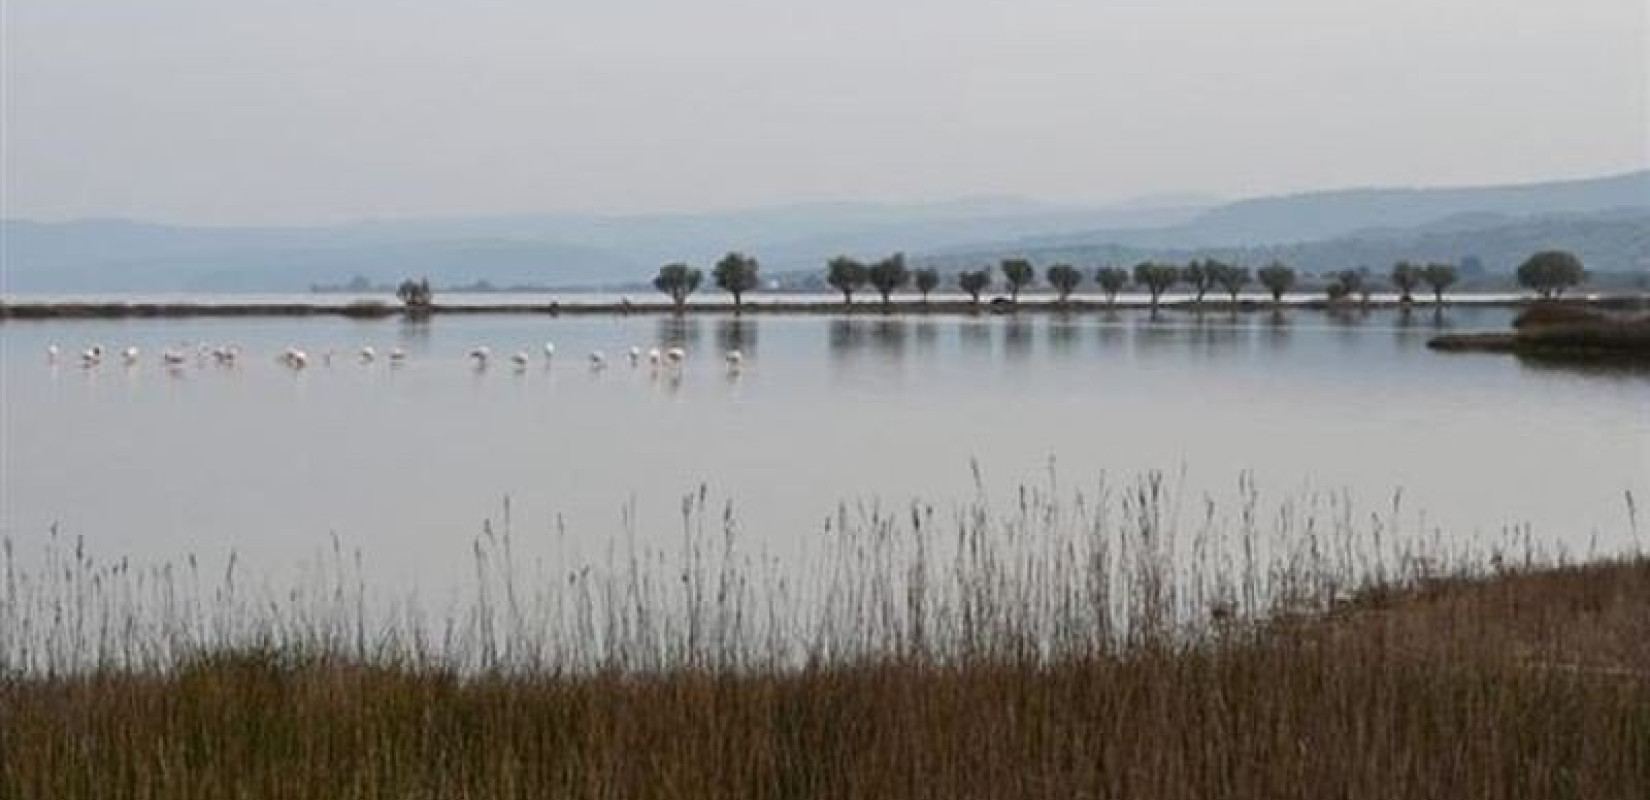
left=2, top=308, right=1645, bottom=589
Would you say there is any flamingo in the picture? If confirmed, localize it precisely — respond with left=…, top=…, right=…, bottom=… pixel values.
left=46, top=345, right=60, bottom=364
left=469, top=346, right=491, bottom=367
left=647, top=347, right=661, bottom=366
left=162, top=349, right=189, bottom=367
left=360, top=346, right=377, bottom=363
left=511, top=351, right=530, bottom=369
left=725, top=350, right=744, bottom=370
left=389, top=348, right=407, bottom=363
left=543, top=342, right=556, bottom=359
left=627, top=346, right=641, bottom=366
left=80, top=345, right=104, bottom=367
left=589, top=350, right=607, bottom=370
left=665, top=347, right=686, bottom=365
left=278, top=348, right=308, bottom=369
left=122, top=347, right=141, bottom=365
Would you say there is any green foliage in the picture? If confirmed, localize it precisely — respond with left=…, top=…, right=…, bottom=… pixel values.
left=1212, top=263, right=1250, bottom=303
left=866, top=253, right=911, bottom=309
left=999, top=258, right=1035, bottom=302
left=1390, top=262, right=1421, bottom=304
left=712, top=252, right=761, bottom=308
left=957, top=269, right=992, bottom=305
left=1421, top=263, right=1459, bottom=304
left=1132, top=262, right=1180, bottom=308
left=1257, top=262, right=1296, bottom=302
left=1094, top=267, right=1129, bottom=305
left=395, top=278, right=433, bottom=310
left=653, top=263, right=703, bottom=312
left=1332, top=268, right=1370, bottom=304
left=1516, top=250, right=1587, bottom=298
left=827, top=256, right=869, bottom=306
left=1182, top=259, right=1224, bottom=304
left=913, top=268, right=940, bottom=303
left=1045, top=264, right=1082, bottom=303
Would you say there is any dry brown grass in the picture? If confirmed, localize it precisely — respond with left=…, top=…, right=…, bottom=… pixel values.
left=2, top=482, right=1645, bottom=799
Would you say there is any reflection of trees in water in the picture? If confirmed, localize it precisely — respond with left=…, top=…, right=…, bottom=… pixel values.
left=714, top=318, right=758, bottom=356
left=395, top=316, right=433, bottom=349
left=827, top=319, right=909, bottom=361
left=655, top=316, right=703, bottom=350
left=1514, top=353, right=1650, bottom=383
left=1095, top=311, right=1127, bottom=350
left=1003, top=318, right=1034, bottom=358
left=1048, top=316, right=1081, bottom=355
left=914, top=321, right=939, bottom=353
left=870, top=320, right=909, bottom=354
left=1186, top=314, right=1242, bottom=350
left=958, top=320, right=994, bottom=355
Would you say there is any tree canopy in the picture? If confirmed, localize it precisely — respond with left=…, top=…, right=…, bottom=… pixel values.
left=1046, top=264, right=1082, bottom=303
left=913, top=268, right=940, bottom=303
left=1421, top=263, right=1459, bottom=304
left=1390, top=262, right=1421, bottom=304
left=958, top=269, right=992, bottom=305
left=866, top=253, right=911, bottom=309
left=1257, top=262, right=1295, bottom=302
left=1212, top=263, right=1250, bottom=303
left=1095, top=267, right=1129, bottom=305
left=826, top=256, right=869, bottom=307
left=653, top=263, right=703, bottom=312
left=712, top=252, right=761, bottom=310
left=1516, top=251, right=1586, bottom=298
left=1000, top=258, right=1036, bottom=303
left=1133, top=262, right=1180, bottom=309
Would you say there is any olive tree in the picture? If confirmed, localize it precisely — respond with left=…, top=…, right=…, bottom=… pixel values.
left=913, top=268, right=940, bottom=305
left=1516, top=251, right=1586, bottom=298
left=1257, top=262, right=1296, bottom=303
left=1095, top=266, right=1129, bottom=306
left=653, top=263, right=703, bottom=313
left=1000, top=258, right=1036, bottom=304
left=1213, top=263, right=1251, bottom=304
left=958, top=269, right=992, bottom=307
left=827, top=256, right=869, bottom=308
left=1390, top=261, right=1421, bottom=304
left=712, top=251, right=761, bottom=312
left=866, top=252, right=911, bottom=310
left=1045, top=263, right=1082, bottom=304
left=396, top=277, right=433, bottom=311
left=1133, top=262, right=1180, bottom=310
left=1182, top=259, right=1222, bottom=306
left=1422, top=263, right=1459, bottom=304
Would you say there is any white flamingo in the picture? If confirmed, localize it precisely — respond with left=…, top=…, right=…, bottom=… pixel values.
left=589, top=350, right=607, bottom=370
left=665, top=346, right=686, bottom=365
left=46, top=344, right=60, bottom=364
left=725, top=350, right=744, bottom=370
left=81, top=345, right=104, bottom=367
left=469, top=346, right=491, bottom=367
left=543, top=342, right=556, bottom=359
left=162, top=349, right=189, bottom=367
left=279, top=348, right=308, bottom=369
left=389, top=348, right=407, bottom=363
left=647, top=347, right=661, bottom=366
left=627, top=346, right=641, bottom=366
left=360, top=346, right=377, bottom=363
left=122, top=346, right=141, bottom=365
left=511, top=351, right=530, bottom=369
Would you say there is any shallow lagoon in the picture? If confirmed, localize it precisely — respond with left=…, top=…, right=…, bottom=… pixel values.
left=2, top=307, right=1645, bottom=591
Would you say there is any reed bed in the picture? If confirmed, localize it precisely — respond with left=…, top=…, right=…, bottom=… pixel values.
left=2, top=473, right=1645, bottom=799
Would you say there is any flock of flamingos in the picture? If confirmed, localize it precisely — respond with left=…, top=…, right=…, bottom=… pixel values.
left=44, top=342, right=746, bottom=372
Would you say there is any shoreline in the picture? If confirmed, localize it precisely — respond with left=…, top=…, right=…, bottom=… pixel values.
left=3, top=294, right=1643, bottom=321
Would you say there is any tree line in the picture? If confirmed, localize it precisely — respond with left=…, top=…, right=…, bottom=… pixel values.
left=642, top=250, right=1589, bottom=312
left=398, top=250, right=1592, bottom=312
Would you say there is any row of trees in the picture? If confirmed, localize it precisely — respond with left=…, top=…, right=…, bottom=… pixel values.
left=645, top=250, right=1590, bottom=313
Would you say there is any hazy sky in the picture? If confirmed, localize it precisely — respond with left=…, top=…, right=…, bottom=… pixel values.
left=3, top=0, right=1646, bottom=224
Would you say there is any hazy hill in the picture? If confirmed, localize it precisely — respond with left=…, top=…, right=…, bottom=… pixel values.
left=2, top=171, right=1645, bottom=292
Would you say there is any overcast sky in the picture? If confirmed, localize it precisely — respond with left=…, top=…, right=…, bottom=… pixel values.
left=3, top=0, right=1645, bottom=224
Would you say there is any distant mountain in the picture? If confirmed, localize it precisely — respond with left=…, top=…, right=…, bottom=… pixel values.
left=3, top=170, right=1645, bottom=293
left=0, top=199, right=1208, bottom=293
left=939, top=170, right=1650, bottom=253
left=912, top=209, right=1650, bottom=278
